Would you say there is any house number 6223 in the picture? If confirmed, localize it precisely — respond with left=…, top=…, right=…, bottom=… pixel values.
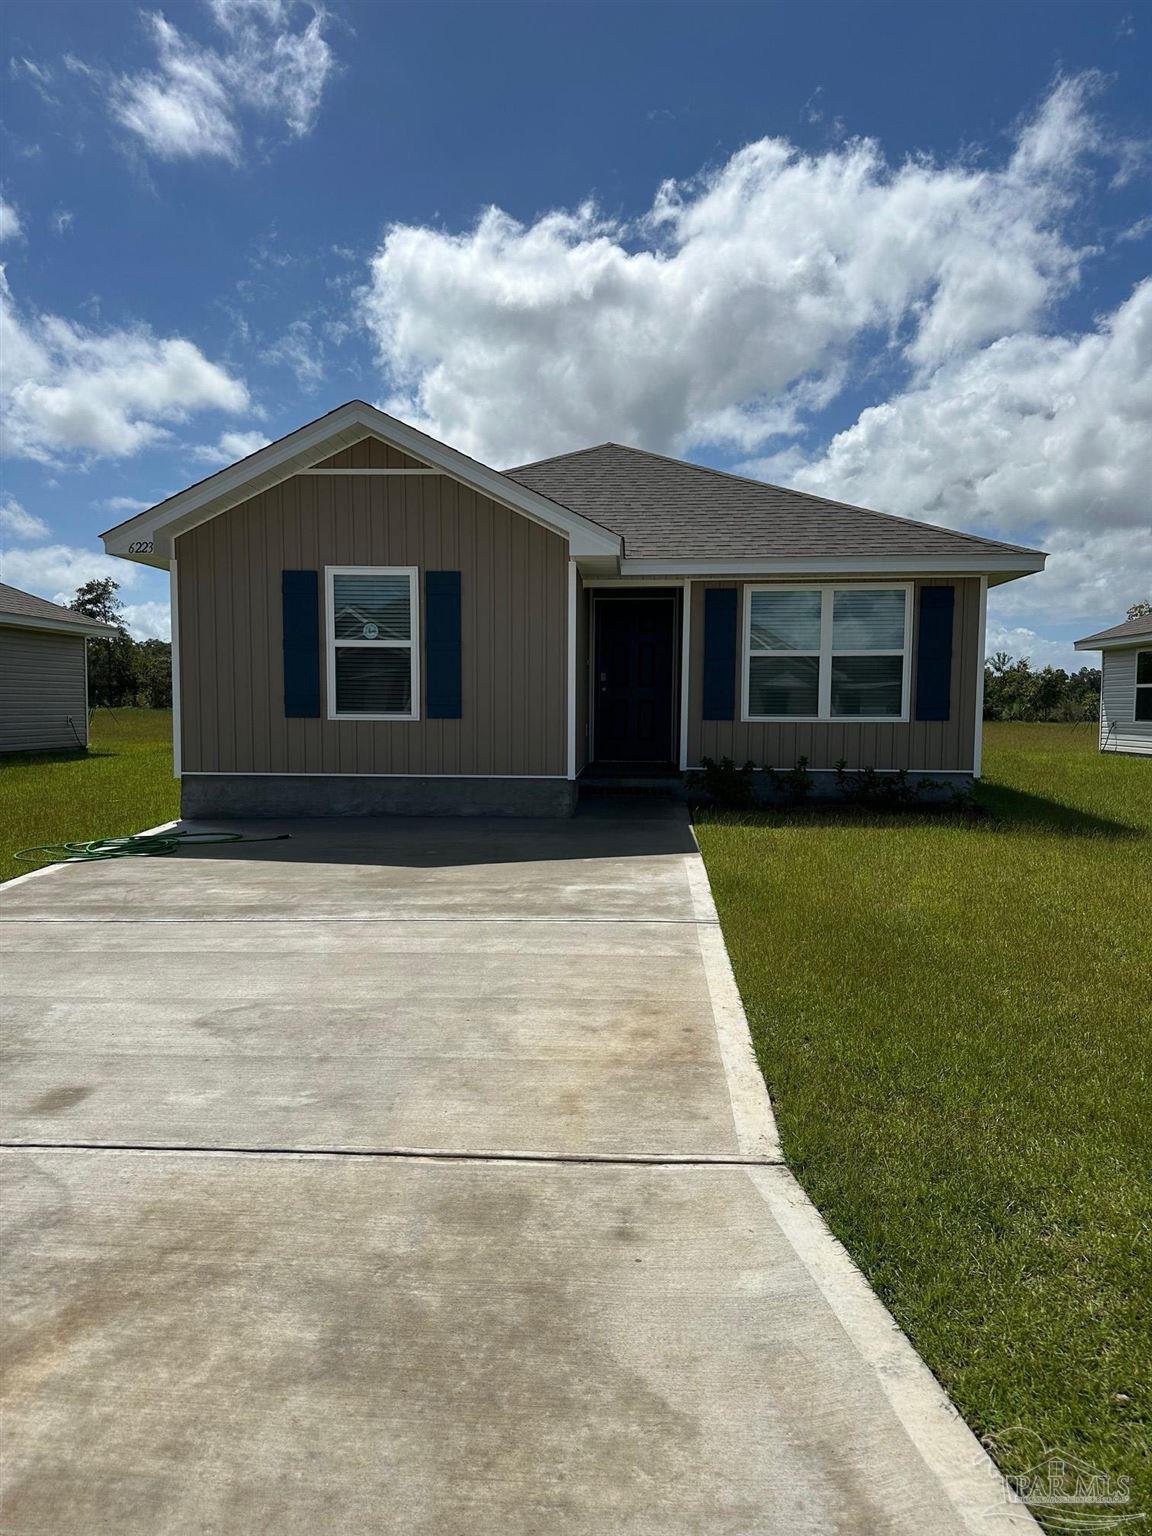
left=128, top=541, right=154, bottom=554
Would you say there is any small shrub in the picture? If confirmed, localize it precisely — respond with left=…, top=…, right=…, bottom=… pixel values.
left=764, top=755, right=813, bottom=805
left=833, top=759, right=952, bottom=809
left=689, top=756, right=756, bottom=808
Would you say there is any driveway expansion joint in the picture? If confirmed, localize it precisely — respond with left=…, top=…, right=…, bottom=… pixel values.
left=0, top=1140, right=785, bottom=1167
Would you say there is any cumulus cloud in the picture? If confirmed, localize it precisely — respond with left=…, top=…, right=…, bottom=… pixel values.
left=0, top=542, right=143, bottom=597
left=119, top=599, right=171, bottom=641
left=0, top=198, right=23, bottom=242
left=0, top=496, right=48, bottom=542
left=191, top=427, right=271, bottom=465
left=364, top=77, right=1104, bottom=467
left=763, top=281, right=1152, bottom=540
left=100, top=495, right=157, bottom=513
left=111, top=0, right=334, bottom=163
left=0, top=267, right=249, bottom=462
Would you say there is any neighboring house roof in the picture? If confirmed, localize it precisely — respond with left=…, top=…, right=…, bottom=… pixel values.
left=1074, top=614, right=1152, bottom=650
left=507, top=442, right=1042, bottom=568
left=0, top=582, right=120, bottom=638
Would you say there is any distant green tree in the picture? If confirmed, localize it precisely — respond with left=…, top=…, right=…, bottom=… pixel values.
left=69, top=578, right=172, bottom=708
left=983, top=653, right=1100, bottom=723
left=1127, top=599, right=1151, bottom=620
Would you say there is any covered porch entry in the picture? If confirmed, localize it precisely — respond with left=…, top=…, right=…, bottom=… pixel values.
left=581, top=585, right=686, bottom=779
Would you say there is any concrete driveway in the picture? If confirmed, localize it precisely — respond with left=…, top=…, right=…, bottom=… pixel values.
left=1, top=803, right=1034, bottom=1534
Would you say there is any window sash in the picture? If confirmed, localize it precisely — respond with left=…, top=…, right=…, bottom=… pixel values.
left=325, top=566, right=419, bottom=720
left=743, top=584, right=912, bottom=722
left=1136, top=652, right=1152, bottom=722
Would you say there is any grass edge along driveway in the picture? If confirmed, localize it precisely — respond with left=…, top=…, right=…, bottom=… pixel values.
left=695, top=724, right=1150, bottom=1535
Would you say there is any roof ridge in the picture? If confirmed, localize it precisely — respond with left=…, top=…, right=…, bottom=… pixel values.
left=503, top=443, right=617, bottom=474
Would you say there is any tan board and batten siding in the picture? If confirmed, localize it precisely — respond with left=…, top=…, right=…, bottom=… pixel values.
left=176, top=471, right=568, bottom=777
left=0, top=629, right=88, bottom=752
left=688, top=578, right=981, bottom=772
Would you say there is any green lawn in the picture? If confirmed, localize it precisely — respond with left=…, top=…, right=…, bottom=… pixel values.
left=695, top=723, right=1150, bottom=1530
left=0, top=709, right=178, bottom=883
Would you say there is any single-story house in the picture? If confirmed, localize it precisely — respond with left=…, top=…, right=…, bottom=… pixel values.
left=0, top=582, right=119, bottom=753
left=1074, top=613, right=1152, bottom=756
left=101, top=400, right=1047, bottom=817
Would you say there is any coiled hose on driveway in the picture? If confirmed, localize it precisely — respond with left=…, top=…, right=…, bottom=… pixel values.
left=14, top=830, right=290, bottom=864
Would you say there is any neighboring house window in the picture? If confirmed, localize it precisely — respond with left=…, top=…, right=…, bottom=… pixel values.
left=325, top=567, right=419, bottom=720
left=743, top=585, right=911, bottom=721
left=1136, top=650, right=1152, bottom=722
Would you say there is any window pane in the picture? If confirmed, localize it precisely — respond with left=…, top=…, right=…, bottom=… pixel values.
left=830, top=654, right=903, bottom=717
left=749, top=590, right=821, bottom=651
left=334, top=647, right=412, bottom=714
left=333, top=574, right=411, bottom=640
left=832, top=589, right=905, bottom=650
left=1136, top=686, right=1152, bottom=722
left=1137, top=651, right=1152, bottom=685
left=748, top=655, right=819, bottom=716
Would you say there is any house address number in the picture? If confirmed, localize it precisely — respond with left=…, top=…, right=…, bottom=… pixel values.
left=128, top=541, right=154, bottom=554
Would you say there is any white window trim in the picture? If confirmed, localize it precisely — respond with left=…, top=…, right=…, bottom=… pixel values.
left=741, top=582, right=913, bottom=724
left=325, top=565, right=420, bottom=722
left=1135, top=649, right=1152, bottom=723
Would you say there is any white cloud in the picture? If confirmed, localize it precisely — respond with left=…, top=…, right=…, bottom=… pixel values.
left=0, top=496, right=48, bottom=542
left=111, top=0, right=334, bottom=163
left=191, top=428, right=271, bottom=465
left=983, top=623, right=1092, bottom=674
left=0, top=542, right=143, bottom=597
left=363, top=77, right=1105, bottom=467
left=0, top=198, right=23, bottom=242
left=0, top=267, right=249, bottom=462
left=120, top=600, right=171, bottom=641
left=99, top=495, right=156, bottom=513
left=763, top=281, right=1152, bottom=543
left=261, top=318, right=325, bottom=384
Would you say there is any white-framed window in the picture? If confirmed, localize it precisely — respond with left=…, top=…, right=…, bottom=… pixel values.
left=1136, top=650, right=1152, bottom=722
left=742, top=583, right=913, bottom=722
left=325, top=566, right=419, bottom=721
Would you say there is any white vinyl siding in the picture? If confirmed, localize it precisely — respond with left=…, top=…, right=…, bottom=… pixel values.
left=325, top=567, right=419, bottom=722
left=1100, top=647, right=1152, bottom=756
left=0, top=627, right=89, bottom=752
left=742, top=583, right=912, bottom=723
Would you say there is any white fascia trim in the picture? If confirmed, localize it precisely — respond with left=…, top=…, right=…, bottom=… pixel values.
left=621, top=555, right=1046, bottom=578
left=0, top=613, right=118, bottom=639
left=170, top=560, right=182, bottom=779
left=973, top=575, right=988, bottom=779
left=102, top=402, right=620, bottom=567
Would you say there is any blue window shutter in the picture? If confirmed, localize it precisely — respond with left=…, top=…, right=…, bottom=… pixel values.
left=281, top=570, right=321, bottom=718
left=915, top=585, right=954, bottom=721
left=702, top=588, right=738, bottom=721
left=425, top=570, right=462, bottom=719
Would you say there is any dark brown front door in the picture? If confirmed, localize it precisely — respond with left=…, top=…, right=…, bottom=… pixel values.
left=593, top=599, right=676, bottom=764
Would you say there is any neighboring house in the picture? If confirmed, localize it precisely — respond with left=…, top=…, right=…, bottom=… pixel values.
left=1074, top=614, right=1152, bottom=757
left=101, top=401, right=1046, bottom=817
left=0, top=582, right=119, bottom=753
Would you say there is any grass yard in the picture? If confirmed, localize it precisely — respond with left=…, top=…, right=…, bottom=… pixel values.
left=695, top=723, right=1150, bottom=1531
left=0, top=709, right=178, bottom=883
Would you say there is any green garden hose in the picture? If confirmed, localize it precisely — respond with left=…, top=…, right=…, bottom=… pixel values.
left=14, top=830, right=290, bottom=864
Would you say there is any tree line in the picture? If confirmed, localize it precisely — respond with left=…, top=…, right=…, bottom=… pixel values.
left=982, top=600, right=1149, bottom=723
left=70, top=578, right=172, bottom=709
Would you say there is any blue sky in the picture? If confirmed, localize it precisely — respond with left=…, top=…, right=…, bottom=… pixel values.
left=1, top=0, right=1149, bottom=667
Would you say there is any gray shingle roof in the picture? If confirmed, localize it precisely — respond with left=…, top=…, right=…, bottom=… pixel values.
left=505, top=443, right=1042, bottom=563
left=0, top=581, right=120, bottom=635
left=1074, top=614, right=1152, bottom=647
